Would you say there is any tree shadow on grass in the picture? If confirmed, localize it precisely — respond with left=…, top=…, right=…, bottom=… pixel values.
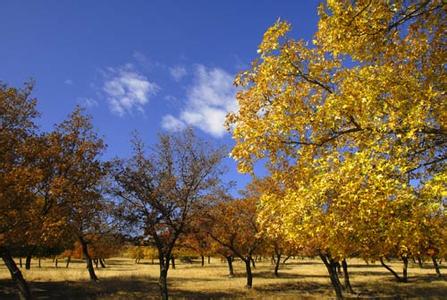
left=0, top=277, right=243, bottom=300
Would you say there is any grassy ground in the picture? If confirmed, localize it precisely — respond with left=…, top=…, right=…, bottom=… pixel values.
left=0, top=257, right=446, bottom=299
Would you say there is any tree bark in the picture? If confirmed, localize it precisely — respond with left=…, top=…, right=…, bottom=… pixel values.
left=66, top=256, right=71, bottom=268
left=274, top=253, right=281, bottom=277
left=25, top=247, right=35, bottom=270
left=19, top=257, right=23, bottom=268
left=251, top=256, right=256, bottom=269
left=226, top=255, right=234, bottom=277
left=402, top=256, right=408, bottom=283
left=380, top=257, right=402, bottom=282
left=38, top=258, right=41, bottom=268
left=79, top=237, right=98, bottom=281
left=54, top=258, right=58, bottom=268
left=94, top=259, right=99, bottom=269
left=171, top=255, right=175, bottom=269
left=319, top=253, right=343, bottom=300
left=158, top=254, right=170, bottom=300
left=341, top=259, right=354, bottom=294
left=282, top=255, right=291, bottom=265
left=0, top=247, right=32, bottom=300
left=201, top=255, right=205, bottom=267
left=417, top=256, right=423, bottom=268
left=432, top=256, right=441, bottom=277
left=99, top=258, right=106, bottom=268
left=244, top=257, right=253, bottom=288
left=208, top=256, right=211, bottom=264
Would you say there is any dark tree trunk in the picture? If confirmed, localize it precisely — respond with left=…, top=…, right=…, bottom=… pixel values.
left=94, top=259, right=99, bottom=269
left=432, top=256, right=441, bottom=277
left=226, top=255, right=234, bottom=277
left=25, top=247, right=35, bottom=270
left=19, top=257, right=23, bottom=268
left=66, top=256, right=71, bottom=268
left=208, top=256, right=211, bottom=264
left=282, top=255, right=291, bottom=265
left=171, top=255, right=175, bottom=269
left=432, top=256, right=442, bottom=277
left=380, top=257, right=402, bottom=282
left=54, top=258, right=58, bottom=268
left=38, top=258, right=41, bottom=268
left=99, top=258, right=106, bottom=268
left=319, top=253, right=343, bottom=300
left=158, top=254, right=170, bottom=300
left=201, top=255, right=205, bottom=267
left=244, top=257, right=253, bottom=288
left=341, top=259, right=354, bottom=294
left=417, top=256, right=423, bottom=268
left=79, top=237, right=98, bottom=281
left=0, top=247, right=32, bottom=300
left=274, top=253, right=281, bottom=277
left=402, top=256, right=408, bottom=283
left=251, top=256, right=256, bottom=269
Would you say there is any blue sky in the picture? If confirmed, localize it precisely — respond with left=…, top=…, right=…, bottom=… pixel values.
left=1, top=0, right=320, bottom=192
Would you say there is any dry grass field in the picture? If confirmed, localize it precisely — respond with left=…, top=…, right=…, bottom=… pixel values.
left=1, top=257, right=446, bottom=299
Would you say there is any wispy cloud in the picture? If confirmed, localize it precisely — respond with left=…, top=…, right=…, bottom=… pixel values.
left=102, top=65, right=159, bottom=116
left=162, top=65, right=237, bottom=138
left=64, top=79, right=74, bottom=85
left=161, top=114, right=186, bottom=132
left=78, top=97, right=98, bottom=108
left=169, top=66, right=187, bottom=81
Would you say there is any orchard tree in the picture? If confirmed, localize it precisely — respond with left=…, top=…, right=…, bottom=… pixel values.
left=111, top=129, right=225, bottom=300
left=227, top=1, right=446, bottom=299
left=0, top=83, right=44, bottom=299
left=205, top=197, right=262, bottom=288
left=52, top=107, right=110, bottom=281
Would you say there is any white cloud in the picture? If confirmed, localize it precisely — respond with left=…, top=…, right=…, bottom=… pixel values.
left=78, top=97, right=98, bottom=108
left=161, top=114, right=186, bottom=132
left=162, top=65, right=237, bottom=138
left=64, top=79, right=74, bottom=85
left=169, top=66, right=187, bottom=81
left=103, top=66, right=159, bottom=116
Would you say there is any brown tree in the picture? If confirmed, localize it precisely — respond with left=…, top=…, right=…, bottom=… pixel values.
left=111, top=129, right=225, bottom=299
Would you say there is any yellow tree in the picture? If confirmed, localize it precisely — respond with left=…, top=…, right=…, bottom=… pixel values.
left=227, top=1, right=446, bottom=298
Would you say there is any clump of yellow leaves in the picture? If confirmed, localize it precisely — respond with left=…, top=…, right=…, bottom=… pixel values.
left=227, top=0, right=446, bottom=263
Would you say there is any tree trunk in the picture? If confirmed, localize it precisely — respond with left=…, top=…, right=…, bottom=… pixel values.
left=25, top=247, right=35, bottom=270
left=226, top=255, right=234, bottom=277
left=319, top=253, right=343, bottom=300
left=158, top=254, right=170, bottom=300
left=54, top=258, right=58, bottom=268
left=94, top=259, right=99, bottom=269
left=208, top=256, right=211, bottom=264
left=99, top=258, right=106, bottom=268
left=79, top=237, right=98, bottom=281
left=417, top=256, right=423, bottom=268
left=432, top=256, right=441, bottom=277
left=380, top=257, right=402, bottom=282
left=251, top=256, right=256, bottom=269
left=201, top=255, right=205, bottom=267
left=282, top=255, right=291, bottom=265
left=274, top=253, right=281, bottom=277
left=66, top=256, right=71, bottom=268
left=244, top=257, right=253, bottom=288
left=171, top=255, right=175, bottom=269
left=38, top=258, right=41, bottom=268
left=0, top=247, right=32, bottom=300
left=19, top=257, right=23, bottom=268
left=402, top=256, right=408, bottom=283
left=341, top=259, right=354, bottom=294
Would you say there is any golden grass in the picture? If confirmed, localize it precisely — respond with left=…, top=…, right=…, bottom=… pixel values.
left=1, top=257, right=446, bottom=299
